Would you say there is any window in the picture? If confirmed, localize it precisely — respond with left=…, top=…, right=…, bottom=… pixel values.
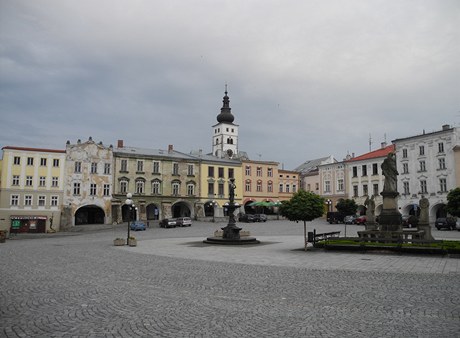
left=353, top=185, right=358, bottom=197
left=279, top=183, right=283, bottom=193
left=438, top=142, right=444, bottom=153
left=228, top=168, right=234, bottom=179
left=137, top=160, right=144, bottom=173
left=402, top=163, right=409, bottom=174
left=13, top=156, right=20, bottom=165
left=136, top=180, right=144, bottom=194
left=403, top=181, right=410, bottom=195
left=152, top=180, right=161, bottom=194
left=307, top=184, right=311, bottom=191
left=439, top=178, right=447, bottom=192
left=419, top=161, right=426, bottom=172
left=438, top=158, right=446, bottom=170
left=315, top=183, right=319, bottom=191
left=103, top=184, right=110, bottom=196
left=362, top=165, right=367, bottom=176
left=24, top=195, right=32, bottom=206
left=51, top=196, right=58, bottom=206
left=27, top=157, right=34, bottom=166
left=337, top=179, right=344, bottom=191
left=208, top=166, right=214, bottom=177
left=73, top=182, right=81, bottom=195
left=90, top=183, right=97, bottom=196
left=352, top=166, right=358, bottom=177
left=245, top=180, right=251, bottom=192
left=40, top=158, right=47, bottom=166
left=172, top=163, right=179, bottom=175
left=256, top=167, right=262, bottom=176
left=363, top=184, right=368, bottom=196
left=267, top=181, right=273, bottom=192
left=293, top=184, right=297, bottom=193
left=218, top=183, right=224, bottom=196
left=257, top=181, right=262, bottom=192
left=153, top=161, right=160, bottom=174
left=208, top=182, right=214, bottom=195
left=245, top=166, right=251, bottom=176
left=172, top=182, right=180, bottom=195
left=104, top=163, right=111, bottom=175
left=121, top=159, right=128, bottom=172
left=26, top=176, right=33, bottom=186
left=38, top=195, right=46, bottom=206
left=402, top=149, right=408, bottom=158
left=11, top=195, right=19, bottom=206
left=12, top=175, right=19, bottom=186
left=267, top=168, right=273, bottom=177
left=373, top=184, right=379, bottom=196
left=53, top=159, right=60, bottom=167
left=75, top=161, right=81, bottom=173
left=286, top=184, right=290, bottom=193
left=91, top=163, right=97, bottom=174
left=52, top=177, right=59, bottom=187
left=187, top=183, right=195, bottom=196
left=325, top=180, right=331, bottom=193
left=39, top=176, right=46, bottom=187
left=372, top=163, right=378, bottom=175
left=120, top=180, right=128, bottom=194
left=188, top=164, right=194, bottom=176
left=420, top=180, right=427, bottom=194
left=218, top=167, right=224, bottom=178
left=419, top=145, right=425, bottom=156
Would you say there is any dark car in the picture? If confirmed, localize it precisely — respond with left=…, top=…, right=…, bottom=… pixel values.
left=402, top=215, right=418, bottom=228
left=160, top=218, right=177, bottom=228
left=238, top=214, right=255, bottom=222
left=355, top=215, right=367, bottom=225
left=435, top=217, right=456, bottom=230
left=176, top=217, right=192, bottom=227
left=253, top=214, right=267, bottom=222
left=130, top=221, right=146, bottom=231
left=343, top=215, right=356, bottom=224
left=326, top=212, right=345, bottom=224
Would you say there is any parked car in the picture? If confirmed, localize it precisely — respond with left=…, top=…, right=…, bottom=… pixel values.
left=176, top=217, right=192, bottom=227
left=435, top=217, right=456, bottom=230
left=253, top=214, right=267, bottom=222
left=343, top=215, right=356, bottom=224
left=402, top=215, right=418, bottom=228
left=456, top=219, right=460, bottom=231
left=130, top=221, right=146, bottom=231
left=238, top=214, right=255, bottom=223
left=160, top=218, right=177, bottom=228
left=326, top=212, right=345, bottom=224
left=355, top=215, right=367, bottom=225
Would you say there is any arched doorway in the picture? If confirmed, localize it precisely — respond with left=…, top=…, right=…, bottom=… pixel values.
left=204, top=201, right=216, bottom=217
left=75, top=205, right=105, bottom=225
left=146, top=203, right=159, bottom=220
left=172, top=202, right=191, bottom=218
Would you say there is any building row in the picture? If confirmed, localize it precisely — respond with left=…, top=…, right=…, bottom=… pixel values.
left=0, top=89, right=458, bottom=233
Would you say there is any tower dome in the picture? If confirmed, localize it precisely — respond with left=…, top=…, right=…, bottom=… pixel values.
left=216, top=89, right=234, bottom=123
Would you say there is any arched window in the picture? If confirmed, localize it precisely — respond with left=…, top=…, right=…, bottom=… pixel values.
left=151, top=179, right=162, bottom=195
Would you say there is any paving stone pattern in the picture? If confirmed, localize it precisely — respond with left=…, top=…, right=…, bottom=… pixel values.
left=1, top=220, right=459, bottom=337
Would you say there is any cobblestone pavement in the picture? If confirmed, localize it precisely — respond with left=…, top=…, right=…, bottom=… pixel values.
left=1, top=220, right=459, bottom=337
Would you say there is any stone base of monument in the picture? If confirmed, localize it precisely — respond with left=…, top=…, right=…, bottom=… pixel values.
left=203, top=224, right=260, bottom=245
left=378, top=208, right=402, bottom=232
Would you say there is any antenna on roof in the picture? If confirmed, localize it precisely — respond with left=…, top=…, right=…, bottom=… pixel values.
left=369, top=133, right=372, bottom=151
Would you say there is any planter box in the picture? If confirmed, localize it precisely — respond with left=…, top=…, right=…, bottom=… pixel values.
left=113, top=239, right=125, bottom=246
left=128, top=239, right=137, bottom=247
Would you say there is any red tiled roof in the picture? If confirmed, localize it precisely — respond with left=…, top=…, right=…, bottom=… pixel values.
left=347, top=144, right=395, bottom=162
left=2, top=146, right=65, bottom=153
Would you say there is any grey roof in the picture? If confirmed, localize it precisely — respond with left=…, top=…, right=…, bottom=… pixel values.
left=293, top=156, right=335, bottom=173
left=114, top=146, right=198, bottom=160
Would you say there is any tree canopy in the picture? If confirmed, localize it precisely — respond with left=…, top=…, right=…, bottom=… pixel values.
left=335, top=198, right=358, bottom=216
left=446, top=187, right=460, bottom=217
left=279, top=190, right=324, bottom=222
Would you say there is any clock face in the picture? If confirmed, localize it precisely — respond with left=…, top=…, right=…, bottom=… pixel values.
left=226, top=149, right=233, bottom=157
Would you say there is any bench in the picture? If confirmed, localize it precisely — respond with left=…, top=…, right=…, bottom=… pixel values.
left=308, top=229, right=341, bottom=244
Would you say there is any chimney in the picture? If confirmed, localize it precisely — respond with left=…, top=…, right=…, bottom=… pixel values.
left=442, top=124, right=450, bottom=131
left=117, top=140, right=124, bottom=148
left=168, top=144, right=174, bottom=153
left=381, top=142, right=387, bottom=149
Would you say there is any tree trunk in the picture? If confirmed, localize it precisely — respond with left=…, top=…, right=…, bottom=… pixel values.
left=304, top=220, right=307, bottom=251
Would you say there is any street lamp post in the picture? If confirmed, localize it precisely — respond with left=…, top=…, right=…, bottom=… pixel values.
left=125, top=193, right=133, bottom=245
left=326, top=199, right=332, bottom=212
left=212, top=200, right=217, bottom=222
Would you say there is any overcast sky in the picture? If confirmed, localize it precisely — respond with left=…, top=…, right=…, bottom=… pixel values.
left=1, top=0, right=459, bottom=169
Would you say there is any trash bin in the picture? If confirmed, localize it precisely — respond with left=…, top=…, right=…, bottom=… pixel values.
left=307, top=231, right=314, bottom=243
left=0, top=230, right=7, bottom=243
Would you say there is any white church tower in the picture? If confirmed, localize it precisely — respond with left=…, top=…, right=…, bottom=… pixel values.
left=212, top=87, right=239, bottom=158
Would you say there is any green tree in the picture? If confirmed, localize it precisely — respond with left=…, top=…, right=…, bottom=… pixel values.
left=335, top=198, right=358, bottom=216
left=446, top=187, right=460, bottom=217
left=279, top=190, right=324, bottom=251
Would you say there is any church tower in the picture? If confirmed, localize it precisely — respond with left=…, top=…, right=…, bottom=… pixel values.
left=212, top=87, right=239, bottom=158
